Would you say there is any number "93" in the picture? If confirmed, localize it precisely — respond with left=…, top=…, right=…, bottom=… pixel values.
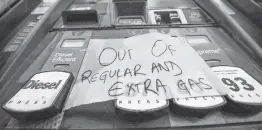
left=221, top=77, right=255, bottom=92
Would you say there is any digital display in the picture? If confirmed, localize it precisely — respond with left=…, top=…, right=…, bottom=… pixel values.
left=186, top=36, right=211, bottom=46
left=61, top=39, right=85, bottom=48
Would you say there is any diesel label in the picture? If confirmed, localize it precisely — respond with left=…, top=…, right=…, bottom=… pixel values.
left=23, top=80, right=62, bottom=89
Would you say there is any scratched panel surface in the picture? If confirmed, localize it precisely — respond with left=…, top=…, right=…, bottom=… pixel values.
left=0, top=0, right=17, bottom=15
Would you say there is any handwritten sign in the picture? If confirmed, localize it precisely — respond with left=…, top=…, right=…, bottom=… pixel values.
left=115, top=75, right=169, bottom=111
left=64, top=33, right=228, bottom=110
left=212, top=66, right=262, bottom=104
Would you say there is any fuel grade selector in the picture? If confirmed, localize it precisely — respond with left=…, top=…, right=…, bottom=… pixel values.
left=115, top=98, right=169, bottom=122
left=170, top=96, right=226, bottom=118
left=114, top=77, right=169, bottom=122
left=169, top=74, right=226, bottom=118
left=212, top=66, right=262, bottom=114
left=2, top=71, right=74, bottom=121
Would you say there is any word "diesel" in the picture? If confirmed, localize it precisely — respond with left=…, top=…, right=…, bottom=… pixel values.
left=23, top=80, right=62, bottom=89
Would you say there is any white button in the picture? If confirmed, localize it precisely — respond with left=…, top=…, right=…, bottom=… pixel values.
left=3, top=72, right=72, bottom=112
left=186, top=36, right=211, bottom=45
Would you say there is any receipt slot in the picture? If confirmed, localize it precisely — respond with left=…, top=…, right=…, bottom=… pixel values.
left=113, top=0, right=147, bottom=24
left=2, top=71, right=74, bottom=121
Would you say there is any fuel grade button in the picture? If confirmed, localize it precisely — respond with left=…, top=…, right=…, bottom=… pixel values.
left=168, top=74, right=227, bottom=118
left=212, top=66, right=262, bottom=114
left=170, top=96, right=226, bottom=118
left=115, top=99, right=169, bottom=121
left=2, top=71, right=74, bottom=121
left=114, top=77, right=169, bottom=122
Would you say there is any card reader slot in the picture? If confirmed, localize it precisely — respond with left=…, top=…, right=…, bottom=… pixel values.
left=62, top=10, right=98, bottom=25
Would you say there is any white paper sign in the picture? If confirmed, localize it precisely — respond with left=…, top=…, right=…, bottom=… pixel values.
left=64, top=33, right=228, bottom=110
left=212, top=66, right=262, bottom=104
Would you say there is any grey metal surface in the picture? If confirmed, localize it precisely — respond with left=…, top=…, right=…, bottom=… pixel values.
left=0, top=32, right=58, bottom=128
left=228, top=0, right=262, bottom=30
left=3, top=0, right=262, bottom=129
left=0, top=0, right=74, bottom=94
left=0, top=0, right=18, bottom=15
left=0, top=0, right=41, bottom=45
left=0, top=0, right=73, bottom=128
left=194, top=0, right=262, bottom=62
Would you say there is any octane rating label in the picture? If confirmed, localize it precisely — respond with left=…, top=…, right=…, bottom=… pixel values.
left=212, top=66, right=262, bottom=104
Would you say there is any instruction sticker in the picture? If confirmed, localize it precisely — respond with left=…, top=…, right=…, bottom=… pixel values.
left=64, top=33, right=228, bottom=110
left=212, top=66, right=262, bottom=104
